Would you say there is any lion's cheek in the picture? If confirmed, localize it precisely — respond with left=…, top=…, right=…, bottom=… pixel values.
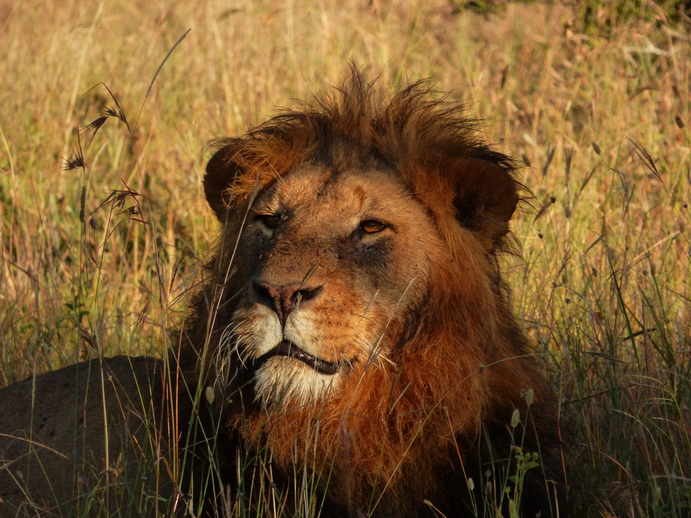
left=284, top=312, right=348, bottom=361
left=308, top=317, right=384, bottom=363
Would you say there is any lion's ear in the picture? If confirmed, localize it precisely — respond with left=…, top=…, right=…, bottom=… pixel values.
left=451, top=157, right=519, bottom=247
left=204, top=139, right=244, bottom=220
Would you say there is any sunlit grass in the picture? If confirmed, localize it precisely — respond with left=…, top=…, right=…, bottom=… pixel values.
left=0, top=1, right=688, bottom=516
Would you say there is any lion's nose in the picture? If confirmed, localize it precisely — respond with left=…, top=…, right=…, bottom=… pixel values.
left=252, top=281, right=323, bottom=325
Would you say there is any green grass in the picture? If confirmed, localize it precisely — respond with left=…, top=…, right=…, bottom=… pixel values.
left=0, top=0, right=689, bottom=516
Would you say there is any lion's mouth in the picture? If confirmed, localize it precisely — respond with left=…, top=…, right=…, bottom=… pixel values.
left=254, top=340, right=341, bottom=376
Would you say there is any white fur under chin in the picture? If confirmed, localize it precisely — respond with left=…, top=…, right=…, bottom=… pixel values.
left=254, top=357, right=339, bottom=406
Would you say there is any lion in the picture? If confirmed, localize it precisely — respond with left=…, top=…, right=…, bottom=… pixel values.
left=0, top=71, right=566, bottom=517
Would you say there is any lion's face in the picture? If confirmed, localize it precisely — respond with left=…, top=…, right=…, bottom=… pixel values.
left=228, top=165, right=443, bottom=405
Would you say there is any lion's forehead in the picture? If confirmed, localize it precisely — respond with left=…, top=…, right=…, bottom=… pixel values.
left=258, top=165, right=414, bottom=221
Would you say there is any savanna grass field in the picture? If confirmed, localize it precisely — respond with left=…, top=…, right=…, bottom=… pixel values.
left=0, top=0, right=689, bottom=516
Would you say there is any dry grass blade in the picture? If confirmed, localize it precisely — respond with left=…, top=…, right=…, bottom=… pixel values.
left=81, top=114, right=108, bottom=147
left=91, top=189, right=138, bottom=215
left=135, top=28, right=191, bottom=128
left=541, top=145, right=555, bottom=178
left=577, top=168, right=596, bottom=196
left=532, top=196, right=556, bottom=223
left=628, top=138, right=661, bottom=181
left=628, top=138, right=672, bottom=200
left=63, top=128, right=86, bottom=171
left=81, top=82, right=131, bottom=133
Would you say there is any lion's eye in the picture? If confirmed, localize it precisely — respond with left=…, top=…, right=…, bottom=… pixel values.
left=359, top=220, right=388, bottom=234
left=257, top=214, right=282, bottom=230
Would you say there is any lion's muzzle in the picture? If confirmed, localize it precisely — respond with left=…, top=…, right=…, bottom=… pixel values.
left=252, top=280, right=324, bottom=326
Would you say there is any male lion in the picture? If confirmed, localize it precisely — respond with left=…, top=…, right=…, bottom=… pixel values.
left=0, top=71, right=566, bottom=517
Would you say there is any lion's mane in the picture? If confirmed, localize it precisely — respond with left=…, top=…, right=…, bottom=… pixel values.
left=179, top=70, right=565, bottom=517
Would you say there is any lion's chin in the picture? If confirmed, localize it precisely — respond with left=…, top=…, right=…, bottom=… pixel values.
left=253, top=354, right=341, bottom=405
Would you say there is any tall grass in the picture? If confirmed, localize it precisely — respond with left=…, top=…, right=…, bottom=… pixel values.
left=0, top=1, right=688, bottom=516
